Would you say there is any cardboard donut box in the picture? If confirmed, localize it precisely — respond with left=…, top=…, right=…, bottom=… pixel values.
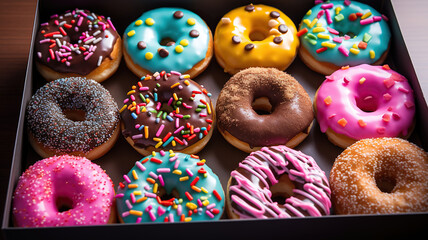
left=2, top=0, right=427, bottom=238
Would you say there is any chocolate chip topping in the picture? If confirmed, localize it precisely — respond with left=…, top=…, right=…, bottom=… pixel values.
left=270, top=11, right=280, bottom=18
left=189, top=30, right=199, bottom=38
left=158, top=48, right=169, bottom=58
left=173, top=11, right=184, bottom=19
left=278, top=24, right=288, bottom=34
left=273, top=36, right=283, bottom=44
left=232, top=35, right=241, bottom=44
left=245, top=4, right=255, bottom=12
left=244, top=43, right=254, bottom=51
left=137, top=41, right=147, bottom=49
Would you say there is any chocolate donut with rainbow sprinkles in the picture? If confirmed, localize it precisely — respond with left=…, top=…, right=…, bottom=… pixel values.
left=35, top=9, right=122, bottom=82
left=120, top=71, right=215, bottom=156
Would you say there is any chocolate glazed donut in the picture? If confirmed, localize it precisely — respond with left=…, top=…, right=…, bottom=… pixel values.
left=216, top=67, right=314, bottom=152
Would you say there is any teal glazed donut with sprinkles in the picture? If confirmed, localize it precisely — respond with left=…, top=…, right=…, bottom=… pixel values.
left=298, top=0, right=391, bottom=75
left=115, top=151, right=225, bottom=223
left=120, top=71, right=215, bottom=156
left=123, top=8, right=213, bottom=78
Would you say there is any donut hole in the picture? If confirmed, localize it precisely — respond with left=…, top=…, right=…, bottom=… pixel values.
left=270, top=174, right=295, bottom=205
left=63, top=109, right=86, bottom=121
left=355, top=95, right=378, bottom=112
left=160, top=37, right=176, bottom=46
left=252, top=97, right=273, bottom=115
left=375, top=175, right=397, bottom=193
left=338, top=31, right=357, bottom=38
left=249, top=30, right=268, bottom=42
left=55, top=196, right=74, bottom=212
left=157, top=187, right=180, bottom=201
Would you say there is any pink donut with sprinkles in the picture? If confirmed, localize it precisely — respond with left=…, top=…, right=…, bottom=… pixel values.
left=12, top=155, right=115, bottom=227
left=226, top=145, right=331, bottom=219
left=314, top=64, right=416, bottom=148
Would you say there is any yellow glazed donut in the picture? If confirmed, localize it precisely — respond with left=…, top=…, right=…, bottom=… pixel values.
left=214, top=4, right=299, bottom=74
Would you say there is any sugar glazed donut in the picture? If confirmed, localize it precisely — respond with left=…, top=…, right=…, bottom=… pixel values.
left=314, top=64, right=415, bottom=148
left=123, top=8, right=213, bottom=78
left=216, top=68, right=314, bottom=152
left=120, top=71, right=214, bottom=156
left=330, top=138, right=428, bottom=214
left=13, top=155, right=115, bottom=227
left=227, top=145, right=331, bottom=219
left=115, top=151, right=225, bottom=223
left=26, top=77, right=120, bottom=160
left=35, top=9, right=122, bottom=82
left=298, top=0, right=391, bottom=75
left=214, top=4, right=299, bottom=74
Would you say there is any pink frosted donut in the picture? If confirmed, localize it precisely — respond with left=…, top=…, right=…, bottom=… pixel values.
left=12, top=155, right=115, bottom=227
left=315, top=64, right=415, bottom=148
left=226, top=145, right=331, bottom=219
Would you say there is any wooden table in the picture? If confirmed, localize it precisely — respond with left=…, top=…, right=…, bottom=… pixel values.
left=0, top=0, right=427, bottom=237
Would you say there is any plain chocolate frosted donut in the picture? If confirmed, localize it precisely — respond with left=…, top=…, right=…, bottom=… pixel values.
left=330, top=138, right=428, bottom=214
left=216, top=67, right=314, bottom=152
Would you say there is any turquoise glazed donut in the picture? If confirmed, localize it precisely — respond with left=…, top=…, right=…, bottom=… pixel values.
left=298, top=0, right=391, bottom=75
left=123, top=8, right=213, bottom=78
left=115, top=151, right=225, bottom=223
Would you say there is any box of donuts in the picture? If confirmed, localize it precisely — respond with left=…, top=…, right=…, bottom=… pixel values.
left=2, top=0, right=428, bottom=238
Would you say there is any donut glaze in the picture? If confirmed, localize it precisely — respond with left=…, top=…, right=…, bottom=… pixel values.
left=227, top=145, right=331, bottom=219
left=35, top=9, right=121, bottom=81
left=330, top=138, right=428, bottom=214
left=26, top=77, right=120, bottom=159
left=123, top=8, right=212, bottom=77
left=120, top=71, right=214, bottom=155
left=216, top=67, right=313, bottom=151
left=13, top=155, right=115, bottom=227
left=298, top=0, right=390, bottom=72
left=214, top=4, right=299, bottom=74
left=115, top=151, right=225, bottom=223
left=315, top=64, right=415, bottom=148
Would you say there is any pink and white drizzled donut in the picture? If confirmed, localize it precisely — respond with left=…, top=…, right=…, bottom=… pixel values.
left=315, top=64, right=416, bottom=148
left=12, top=155, right=115, bottom=227
left=226, top=145, right=331, bottom=219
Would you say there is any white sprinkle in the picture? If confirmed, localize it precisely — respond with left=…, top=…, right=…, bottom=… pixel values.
left=53, top=34, right=63, bottom=38
left=97, top=56, right=103, bottom=66
left=55, top=38, right=62, bottom=48
left=93, top=37, right=102, bottom=44
left=93, top=30, right=101, bottom=36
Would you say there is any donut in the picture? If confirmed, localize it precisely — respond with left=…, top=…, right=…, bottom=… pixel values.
left=35, top=9, right=122, bottom=83
left=123, top=8, right=213, bottom=78
left=115, top=151, right=225, bottom=223
left=214, top=4, right=299, bottom=74
left=216, top=67, right=314, bottom=153
left=12, top=155, right=115, bottom=227
left=314, top=64, right=415, bottom=149
left=227, top=145, right=331, bottom=219
left=297, top=0, right=391, bottom=75
left=120, top=71, right=214, bottom=156
left=330, top=138, right=428, bottom=214
left=26, top=77, right=120, bottom=160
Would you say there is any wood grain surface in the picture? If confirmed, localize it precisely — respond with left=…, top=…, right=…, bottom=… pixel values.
left=0, top=0, right=37, bottom=231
